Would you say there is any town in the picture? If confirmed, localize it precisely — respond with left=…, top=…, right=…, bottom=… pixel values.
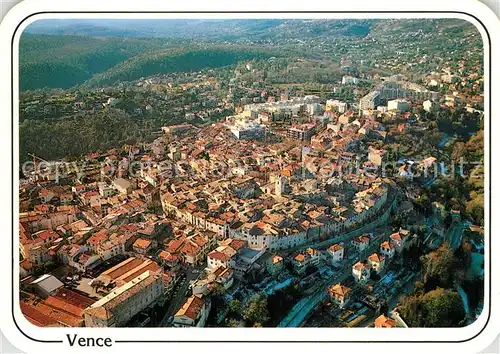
left=18, top=19, right=484, bottom=329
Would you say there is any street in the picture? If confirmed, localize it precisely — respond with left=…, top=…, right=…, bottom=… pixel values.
left=159, top=267, right=202, bottom=326
left=278, top=234, right=388, bottom=327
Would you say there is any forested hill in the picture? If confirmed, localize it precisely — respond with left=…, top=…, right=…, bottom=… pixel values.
left=20, top=34, right=276, bottom=90
left=20, top=19, right=480, bottom=91
left=81, top=46, right=276, bottom=88
left=19, top=34, right=168, bottom=90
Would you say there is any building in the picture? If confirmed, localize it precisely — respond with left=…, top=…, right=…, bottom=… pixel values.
left=342, top=76, right=359, bottom=85
left=29, top=274, right=64, bottom=299
left=326, top=99, right=348, bottom=113
left=351, top=235, right=370, bottom=253
left=113, top=178, right=133, bottom=195
left=368, top=147, right=386, bottom=167
left=388, top=99, right=410, bottom=112
left=287, top=124, right=316, bottom=141
left=367, top=253, right=386, bottom=274
left=266, top=255, right=284, bottom=276
left=39, top=189, right=55, bottom=203
left=374, top=314, right=398, bottom=328
left=99, top=184, right=115, bottom=198
left=328, top=283, right=352, bottom=307
left=379, top=240, right=395, bottom=259
left=228, top=247, right=266, bottom=281
left=95, top=257, right=162, bottom=288
left=423, top=100, right=438, bottom=113
left=292, top=248, right=320, bottom=274
left=21, top=288, right=95, bottom=327
left=133, top=238, right=153, bottom=255
left=390, top=229, right=411, bottom=253
left=352, top=261, right=371, bottom=283
left=327, top=243, right=344, bottom=264
left=359, top=91, right=381, bottom=110
left=207, top=245, right=237, bottom=269
left=84, top=271, right=163, bottom=327
left=173, top=295, right=210, bottom=327
left=229, top=119, right=266, bottom=140
left=162, top=124, right=192, bottom=135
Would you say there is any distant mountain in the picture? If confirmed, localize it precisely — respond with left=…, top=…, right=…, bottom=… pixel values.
left=24, top=19, right=375, bottom=40
left=19, top=19, right=479, bottom=91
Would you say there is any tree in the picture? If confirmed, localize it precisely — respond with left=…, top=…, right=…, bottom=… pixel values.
left=421, top=288, right=465, bottom=327
left=399, top=288, right=465, bottom=327
left=228, top=299, right=243, bottom=315
left=421, top=243, right=459, bottom=288
left=243, top=293, right=269, bottom=326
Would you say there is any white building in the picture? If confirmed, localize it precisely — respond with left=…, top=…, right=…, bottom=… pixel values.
left=367, top=253, right=386, bottom=274
left=423, top=100, right=438, bottom=113
left=173, top=295, right=210, bottom=327
left=327, top=243, right=344, bottom=264
left=84, top=271, right=164, bottom=327
left=352, top=262, right=371, bottom=283
left=326, top=99, right=348, bottom=113
left=359, top=91, right=381, bottom=110
left=388, top=99, right=410, bottom=112
left=379, top=240, right=395, bottom=259
left=99, top=184, right=115, bottom=198
left=342, top=76, right=359, bottom=85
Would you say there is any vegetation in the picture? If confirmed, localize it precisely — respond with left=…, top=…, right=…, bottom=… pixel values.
left=19, top=108, right=153, bottom=161
left=82, top=46, right=275, bottom=88
left=20, top=34, right=167, bottom=90
left=224, top=293, right=270, bottom=327
left=399, top=287, right=465, bottom=327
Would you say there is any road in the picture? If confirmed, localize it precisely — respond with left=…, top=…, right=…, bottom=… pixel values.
left=446, top=221, right=466, bottom=251
left=278, top=236, right=386, bottom=327
left=159, top=267, right=201, bottom=326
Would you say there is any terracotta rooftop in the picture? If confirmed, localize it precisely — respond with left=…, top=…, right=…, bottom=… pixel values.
left=175, top=295, right=205, bottom=320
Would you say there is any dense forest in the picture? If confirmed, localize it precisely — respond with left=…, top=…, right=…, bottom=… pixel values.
left=19, top=109, right=154, bottom=161
left=19, top=34, right=169, bottom=90
left=81, top=46, right=276, bottom=88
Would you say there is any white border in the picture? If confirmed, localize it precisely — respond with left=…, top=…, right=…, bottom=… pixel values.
left=0, top=0, right=499, bottom=353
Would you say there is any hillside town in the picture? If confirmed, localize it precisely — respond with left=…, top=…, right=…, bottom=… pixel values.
left=18, top=19, right=485, bottom=329
left=19, top=71, right=484, bottom=328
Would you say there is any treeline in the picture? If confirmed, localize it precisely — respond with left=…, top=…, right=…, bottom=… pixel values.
left=81, top=46, right=276, bottom=88
left=19, top=108, right=153, bottom=161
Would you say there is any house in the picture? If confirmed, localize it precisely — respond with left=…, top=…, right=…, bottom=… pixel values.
left=72, top=253, right=101, bottom=273
left=351, top=235, right=370, bottom=253
left=367, top=253, right=386, bottom=274
left=59, top=193, right=74, bottom=204
left=211, top=266, right=234, bottom=290
left=352, top=261, right=371, bottom=283
left=374, top=314, right=398, bottom=328
left=367, top=146, right=386, bottom=167
left=327, top=283, right=351, bottom=307
left=39, top=189, right=55, bottom=203
left=266, top=255, right=284, bottom=276
left=327, top=243, right=344, bottom=264
left=292, top=248, right=320, bottom=274
left=158, top=250, right=180, bottom=269
left=390, top=229, right=411, bottom=253
left=379, top=240, right=395, bottom=259
left=113, top=178, right=133, bottom=195
left=173, top=295, right=211, bottom=327
left=133, top=238, right=153, bottom=255
left=29, top=274, right=64, bottom=299
left=207, top=245, right=236, bottom=269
